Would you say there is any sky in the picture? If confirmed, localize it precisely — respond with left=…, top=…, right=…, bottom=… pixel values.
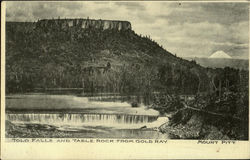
left=5, top=2, right=249, bottom=59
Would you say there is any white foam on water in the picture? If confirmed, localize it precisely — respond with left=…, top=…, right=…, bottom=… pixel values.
left=7, top=113, right=166, bottom=130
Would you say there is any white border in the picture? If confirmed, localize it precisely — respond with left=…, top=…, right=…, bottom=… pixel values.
left=1, top=1, right=250, bottom=159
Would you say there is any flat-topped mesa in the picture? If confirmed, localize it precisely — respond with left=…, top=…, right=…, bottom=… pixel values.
left=36, top=18, right=132, bottom=31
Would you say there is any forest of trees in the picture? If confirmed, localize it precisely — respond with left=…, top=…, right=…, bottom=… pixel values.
left=152, top=67, right=249, bottom=140
left=6, top=21, right=210, bottom=94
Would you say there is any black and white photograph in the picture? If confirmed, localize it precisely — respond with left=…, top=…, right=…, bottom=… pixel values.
left=3, top=1, right=249, bottom=142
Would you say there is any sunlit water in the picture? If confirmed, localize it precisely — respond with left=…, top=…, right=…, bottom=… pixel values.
left=6, top=94, right=169, bottom=138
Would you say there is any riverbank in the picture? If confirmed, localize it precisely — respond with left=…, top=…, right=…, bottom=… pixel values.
left=158, top=114, right=230, bottom=140
left=152, top=95, right=248, bottom=140
left=155, top=108, right=249, bottom=140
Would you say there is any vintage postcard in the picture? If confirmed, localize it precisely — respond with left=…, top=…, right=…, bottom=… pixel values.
left=1, top=1, right=250, bottom=159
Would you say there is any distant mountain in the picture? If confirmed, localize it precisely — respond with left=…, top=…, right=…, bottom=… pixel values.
left=209, top=50, right=232, bottom=59
left=185, top=57, right=248, bottom=70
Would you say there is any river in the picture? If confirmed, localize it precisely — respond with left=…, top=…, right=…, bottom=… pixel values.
left=5, top=93, right=169, bottom=139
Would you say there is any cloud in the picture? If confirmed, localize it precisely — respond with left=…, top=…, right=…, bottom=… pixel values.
left=115, top=2, right=146, bottom=10
left=145, top=19, right=248, bottom=58
left=160, top=3, right=248, bottom=25
left=5, top=1, right=249, bottom=59
left=201, top=3, right=249, bottom=24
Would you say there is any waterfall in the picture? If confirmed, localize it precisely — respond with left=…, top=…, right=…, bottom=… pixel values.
left=6, top=113, right=158, bottom=127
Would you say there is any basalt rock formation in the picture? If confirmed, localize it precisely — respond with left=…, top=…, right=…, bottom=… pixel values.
left=36, top=18, right=132, bottom=31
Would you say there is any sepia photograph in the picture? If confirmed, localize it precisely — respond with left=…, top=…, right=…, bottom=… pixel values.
left=1, top=1, right=250, bottom=159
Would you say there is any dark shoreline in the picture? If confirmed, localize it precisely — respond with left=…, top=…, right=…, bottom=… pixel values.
left=158, top=112, right=248, bottom=140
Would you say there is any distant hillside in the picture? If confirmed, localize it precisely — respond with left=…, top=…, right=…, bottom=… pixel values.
left=5, top=19, right=247, bottom=96
left=185, top=57, right=249, bottom=70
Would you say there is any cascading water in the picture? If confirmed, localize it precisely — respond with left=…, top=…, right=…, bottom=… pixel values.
left=6, top=94, right=169, bottom=138
left=6, top=113, right=159, bottom=129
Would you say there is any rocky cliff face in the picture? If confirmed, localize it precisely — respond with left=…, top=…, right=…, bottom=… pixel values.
left=36, top=18, right=132, bottom=31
